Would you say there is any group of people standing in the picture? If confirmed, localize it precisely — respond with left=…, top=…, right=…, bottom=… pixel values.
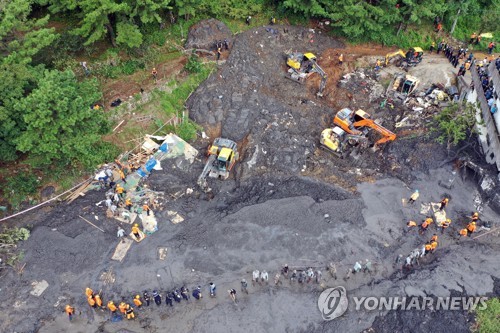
left=403, top=190, right=483, bottom=270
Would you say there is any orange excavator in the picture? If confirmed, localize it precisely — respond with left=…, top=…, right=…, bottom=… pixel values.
left=333, top=108, right=396, bottom=146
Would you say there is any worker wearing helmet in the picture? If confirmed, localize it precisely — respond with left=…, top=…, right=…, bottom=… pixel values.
left=471, top=212, right=479, bottom=222
left=133, top=295, right=142, bottom=307
left=65, top=305, right=74, bottom=321
left=118, top=302, right=127, bottom=314
left=408, top=190, right=419, bottom=204
left=420, top=218, right=433, bottom=234
left=466, top=221, right=476, bottom=236
left=407, top=221, right=417, bottom=228
left=430, top=234, right=438, bottom=243
left=459, top=228, right=468, bottom=237
left=94, top=294, right=102, bottom=307
left=439, top=197, right=449, bottom=211
left=107, top=301, right=117, bottom=313
left=132, top=224, right=141, bottom=240
left=142, top=203, right=150, bottom=216
left=85, top=287, right=94, bottom=298
left=423, top=243, right=432, bottom=255
left=441, top=218, right=451, bottom=233
left=87, top=295, right=96, bottom=308
left=125, top=304, right=135, bottom=320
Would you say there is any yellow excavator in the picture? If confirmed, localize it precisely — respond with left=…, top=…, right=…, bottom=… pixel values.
left=286, top=52, right=327, bottom=97
left=333, top=108, right=396, bottom=146
left=385, top=47, right=424, bottom=69
left=197, top=138, right=239, bottom=192
left=320, top=127, right=368, bottom=158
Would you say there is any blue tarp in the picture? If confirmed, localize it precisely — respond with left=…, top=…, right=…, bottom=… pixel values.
left=159, top=142, right=168, bottom=152
left=145, top=158, right=157, bottom=172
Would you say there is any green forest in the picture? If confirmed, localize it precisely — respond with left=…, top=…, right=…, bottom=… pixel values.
left=0, top=0, right=499, bottom=207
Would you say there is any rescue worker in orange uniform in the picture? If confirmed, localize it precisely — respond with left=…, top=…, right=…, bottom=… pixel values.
left=420, top=218, right=433, bottom=233
left=125, top=198, right=132, bottom=211
left=424, top=243, right=432, bottom=255
left=407, top=221, right=417, bottom=228
left=439, top=197, right=449, bottom=211
left=87, top=296, right=96, bottom=308
left=94, top=294, right=103, bottom=307
left=116, top=185, right=125, bottom=200
left=65, top=305, right=75, bottom=321
left=126, top=304, right=135, bottom=320
left=107, top=301, right=117, bottom=313
left=118, top=302, right=127, bottom=314
left=132, top=224, right=141, bottom=240
left=85, top=287, right=94, bottom=298
left=466, top=221, right=476, bottom=237
left=470, top=212, right=479, bottom=222
left=459, top=228, right=468, bottom=237
left=143, top=203, right=150, bottom=216
left=133, top=295, right=142, bottom=308
left=430, top=234, right=438, bottom=243
left=430, top=240, right=438, bottom=252
left=118, top=168, right=127, bottom=184
left=441, top=218, right=451, bottom=233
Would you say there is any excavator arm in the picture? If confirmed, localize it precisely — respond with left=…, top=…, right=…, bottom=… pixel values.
left=385, top=50, right=406, bottom=66
left=197, top=154, right=216, bottom=192
left=353, top=119, right=396, bottom=146
left=311, top=59, right=328, bottom=97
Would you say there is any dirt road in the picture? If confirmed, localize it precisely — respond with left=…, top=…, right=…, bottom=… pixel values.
left=0, top=24, right=499, bottom=333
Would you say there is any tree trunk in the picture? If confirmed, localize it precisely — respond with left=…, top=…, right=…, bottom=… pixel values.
left=450, top=8, right=461, bottom=35
left=106, top=15, right=117, bottom=48
left=396, top=22, right=404, bottom=36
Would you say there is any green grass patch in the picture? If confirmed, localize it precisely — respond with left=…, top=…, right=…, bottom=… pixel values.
left=2, top=174, right=40, bottom=209
left=475, top=298, right=500, bottom=333
left=159, top=63, right=214, bottom=118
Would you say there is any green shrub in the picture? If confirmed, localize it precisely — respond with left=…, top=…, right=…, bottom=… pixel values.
left=3, top=174, right=39, bottom=207
left=120, top=60, right=145, bottom=75
left=184, top=53, right=202, bottom=73
left=176, top=120, right=200, bottom=142
left=433, top=103, right=476, bottom=147
left=79, top=142, right=120, bottom=170
left=0, top=141, right=18, bottom=162
left=100, top=65, right=121, bottom=79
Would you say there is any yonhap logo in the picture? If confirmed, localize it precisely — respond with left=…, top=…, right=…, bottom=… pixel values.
left=317, top=286, right=348, bottom=320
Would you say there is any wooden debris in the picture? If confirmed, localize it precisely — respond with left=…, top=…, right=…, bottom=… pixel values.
left=66, top=179, right=92, bottom=204
left=113, top=120, right=125, bottom=132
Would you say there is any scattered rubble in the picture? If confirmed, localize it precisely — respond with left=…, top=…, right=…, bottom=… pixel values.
left=185, top=18, right=232, bottom=51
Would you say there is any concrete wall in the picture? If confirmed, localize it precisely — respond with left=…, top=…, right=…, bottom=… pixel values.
left=469, top=63, right=500, bottom=171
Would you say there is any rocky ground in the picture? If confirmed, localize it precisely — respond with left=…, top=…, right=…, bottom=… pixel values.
left=0, top=22, right=499, bottom=333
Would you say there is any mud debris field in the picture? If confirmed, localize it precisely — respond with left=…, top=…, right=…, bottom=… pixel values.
left=0, top=23, right=499, bottom=333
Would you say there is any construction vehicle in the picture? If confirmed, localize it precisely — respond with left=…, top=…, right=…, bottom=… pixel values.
left=384, top=47, right=424, bottom=69
left=387, top=73, right=420, bottom=96
left=286, top=52, right=327, bottom=97
left=333, top=108, right=396, bottom=146
left=197, top=138, right=239, bottom=192
left=320, top=127, right=368, bottom=158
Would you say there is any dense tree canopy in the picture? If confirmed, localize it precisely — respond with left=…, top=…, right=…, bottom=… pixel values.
left=0, top=0, right=112, bottom=166
left=0, top=0, right=56, bottom=161
left=280, top=0, right=498, bottom=41
left=13, top=70, right=108, bottom=165
left=36, top=0, right=172, bottom=47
